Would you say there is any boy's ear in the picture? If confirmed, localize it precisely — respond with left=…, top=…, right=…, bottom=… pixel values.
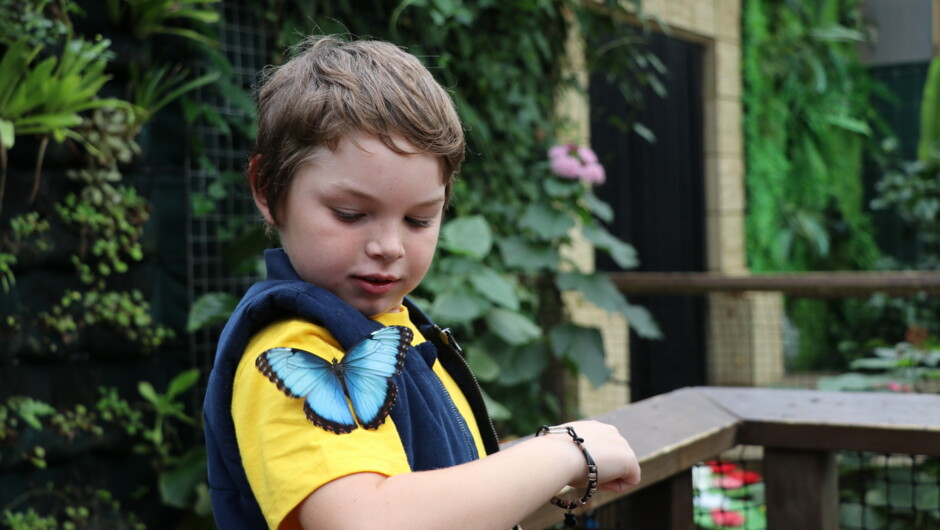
left=248, top=154, right=275, bottom=226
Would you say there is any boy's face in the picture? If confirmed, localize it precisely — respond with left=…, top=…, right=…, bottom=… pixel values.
left=258, top=133, right=445, bottom=317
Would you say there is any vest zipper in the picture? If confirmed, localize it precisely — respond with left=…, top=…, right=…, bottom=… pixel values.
left=432, top=367, right=477, bottom=461
left=435, top=326, right=501, bottom=455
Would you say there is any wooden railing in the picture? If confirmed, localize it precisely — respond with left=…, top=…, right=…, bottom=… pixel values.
left=519, top=387, right=940, bottom=529
left=609, top=271, right=940, bottom=296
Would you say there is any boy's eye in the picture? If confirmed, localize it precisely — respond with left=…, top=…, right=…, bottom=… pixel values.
left=332, top=209, right=363, bottom=222
left=406, top=217, right=432, bottom=228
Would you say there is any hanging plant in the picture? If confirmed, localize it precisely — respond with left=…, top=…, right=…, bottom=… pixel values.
left=0, top=36, right=129, bottom=212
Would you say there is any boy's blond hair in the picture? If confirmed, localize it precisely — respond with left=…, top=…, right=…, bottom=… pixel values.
left=249, top=35, right=466, bottom=227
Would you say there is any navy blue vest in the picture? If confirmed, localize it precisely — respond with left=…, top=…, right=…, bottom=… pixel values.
left=204, top=249, right=500, bottom=528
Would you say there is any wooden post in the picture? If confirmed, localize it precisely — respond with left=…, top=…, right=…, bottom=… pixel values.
left=616, top=470, right=695, bottom=530
left=764, top=449, right=838, bottom=530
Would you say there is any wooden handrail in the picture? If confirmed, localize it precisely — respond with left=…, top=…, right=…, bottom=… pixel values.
left=609, top=271, right=940, bottom=296
left=519, top=386, right=940, bottom=529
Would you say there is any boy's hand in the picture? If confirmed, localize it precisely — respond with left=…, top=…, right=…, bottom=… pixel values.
left=554, top=420, right=641, bottom=493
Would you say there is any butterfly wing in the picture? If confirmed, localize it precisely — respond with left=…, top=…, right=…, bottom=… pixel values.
left=341, top=325, right=412, bottom=430
left=256, top=347, right=358, bottom=434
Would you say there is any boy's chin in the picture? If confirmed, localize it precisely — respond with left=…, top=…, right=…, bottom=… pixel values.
left=353, top=299, right=403, bottom=318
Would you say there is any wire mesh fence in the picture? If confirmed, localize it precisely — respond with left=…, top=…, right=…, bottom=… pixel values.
left=186, top=1, right=270, bottom=373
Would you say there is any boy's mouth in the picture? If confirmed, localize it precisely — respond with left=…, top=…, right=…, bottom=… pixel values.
left=357, top=275, right=396, bottom=284
left=353, top=275, right=398, bottom=295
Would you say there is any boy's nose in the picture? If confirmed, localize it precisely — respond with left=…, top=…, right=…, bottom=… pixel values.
left=365, top=227, right=405, bottom=261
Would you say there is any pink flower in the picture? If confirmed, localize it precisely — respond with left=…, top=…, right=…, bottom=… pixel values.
left=550, top=155, right=582, bottom=179
left=548, top=143, right=606, bottom=185
left=887, top=381, right=912, bottom=393
left=577, top=146, right=598, bottom=164
left=711, top=509, right=746, bottom=527
left=548, top=144, right=571, bottom=160
left=578, top=163, right=605, bottom=184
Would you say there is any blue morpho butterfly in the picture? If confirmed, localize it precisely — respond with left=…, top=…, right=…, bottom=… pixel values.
left=256, top=325, right=413, bottom=434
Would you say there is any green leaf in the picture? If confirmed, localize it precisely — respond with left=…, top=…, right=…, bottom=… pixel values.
left=0, top=119, right=14, bottom=149
left=519, top=202, right=575, bottom=240
left=138, top=381, right=160, bottom=405
left=16, top=399, right=55, bottom=430
left=466, top=346, right=500, bottom=382
left=555, top=271, right=626, bottom=313
left=584, top=191, right=614, bottom=223
left=493, top=341, right=550, bottom=385
left=166, top=369, right=200, bottom=399
left=158, top=446, right=207, bottom=509
left=555, top=272, right=661, bottom=338
left=849, top=358, right=900, bottom=371
left=429, top=289, right=488, bottom=324
left=543, top=177, right=582, bottom=198
left=497, top=237, right=559, bottom=271
left=816, top=373, right=895, bottom=392
left=191, top=193, right=216, bottom=216
left=480, top=388, right=512, bottom=420
left=581, top=224, right=639, bottom=269
left=549, top=324, right=610, bottom=386
left=469, top=267, right=519, bottom=310
left=485, top=308, right=541, bottom=345
left=620, top=303, right=662, bottom=339
left=186, top=292, right=240, bottom=332
left=632, top=121, right=656, bottom=143
left=441, top=215, right=492, bottom=258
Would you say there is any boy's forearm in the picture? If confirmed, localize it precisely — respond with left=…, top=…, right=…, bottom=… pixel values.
left=297, top=434, right=590, bottom=530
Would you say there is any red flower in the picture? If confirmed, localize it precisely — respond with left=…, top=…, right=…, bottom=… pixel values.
left=726, top=469, right=762, bottom=485
left=711, top=508, right=746, bottom=527
left=706, top=459, right=738, bottom=474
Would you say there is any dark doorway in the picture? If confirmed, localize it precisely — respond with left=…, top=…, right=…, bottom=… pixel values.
left=590, top=31, right=706, bottom=401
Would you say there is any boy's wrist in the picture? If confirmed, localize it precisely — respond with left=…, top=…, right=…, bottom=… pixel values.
left=532, top=425, right=592, bottom=486
left=534, top=425, right=599, bottom=528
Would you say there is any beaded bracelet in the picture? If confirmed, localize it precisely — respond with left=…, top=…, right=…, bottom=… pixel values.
left=535, top=425, right=598, bottom=528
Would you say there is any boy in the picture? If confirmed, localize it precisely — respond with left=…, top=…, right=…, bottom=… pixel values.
left=203, top=35, right=640, bottom=529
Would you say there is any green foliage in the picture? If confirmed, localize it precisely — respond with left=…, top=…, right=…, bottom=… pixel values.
left=104, top=0, right=221, bottom=47
left=0, top=0, right=77, bottom=48
left=0, top=37, right=123, bottom=144
left=918, top=56, right=940, bottom=162
left=742, top=0, right=881, bottom=273
left=137, top=368, right=199, bottom=462
left=839, top=453, right=940, bottom=529
left=129, top=62, right=220, bottom=124
left=820, top=325, right=940, bottom=393
left=186, top=291, right=240, bottom=332
left=2, top=485, right=146, bottom=530
left=857, top=46, right=940, bottom=369
left=742, top=0, right=887, bottom=371
left=871, top=151, right=940, bottom=268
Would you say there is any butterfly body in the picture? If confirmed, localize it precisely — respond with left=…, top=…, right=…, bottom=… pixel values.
left=256, top=325, right=413, bottom=434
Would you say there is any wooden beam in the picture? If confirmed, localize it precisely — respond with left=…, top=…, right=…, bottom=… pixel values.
left=697, top=387, right=940, bottom=456
left=764, top=449, right=839, bottom=530
left=609, top=271, right=940, bottom=296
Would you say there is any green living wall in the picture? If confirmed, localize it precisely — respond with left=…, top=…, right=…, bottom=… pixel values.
left=742, top=0, right=885, bottom=369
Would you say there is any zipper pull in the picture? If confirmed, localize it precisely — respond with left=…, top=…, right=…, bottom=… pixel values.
left=438, top=327, right=464, bottom=356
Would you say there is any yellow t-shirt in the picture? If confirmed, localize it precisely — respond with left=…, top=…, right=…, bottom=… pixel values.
left=231, top=306, right=486, bottom=529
